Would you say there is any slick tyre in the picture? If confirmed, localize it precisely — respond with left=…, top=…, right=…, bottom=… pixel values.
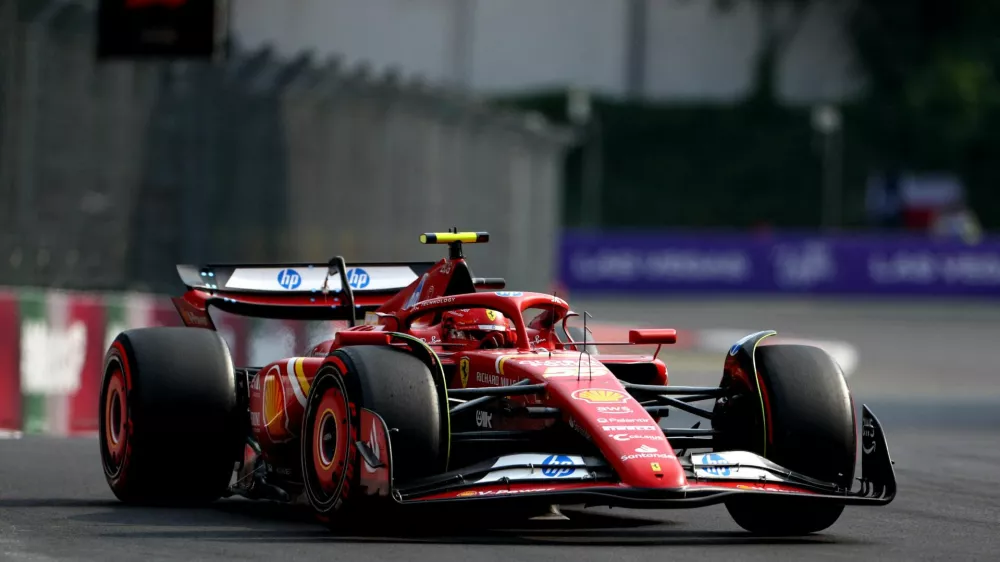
left=713, top=344, right=856, bottom=535
left=100, top=327, right=241, bottom=505
left=301, top=345, right=447, bottom=527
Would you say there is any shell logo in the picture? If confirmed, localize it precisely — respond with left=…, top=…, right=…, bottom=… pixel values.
left=263, top=369, right=285, bottom=434
left=571, top=388, right=627, bottom=404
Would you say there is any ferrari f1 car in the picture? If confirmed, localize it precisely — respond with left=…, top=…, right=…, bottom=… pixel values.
left=99, top=231, right=896, bottom=535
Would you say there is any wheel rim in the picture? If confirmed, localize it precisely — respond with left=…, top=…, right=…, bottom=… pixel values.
left=101, top=361, right=129, bottom=478
left=310, top=384, right=350, bottom=496
left=316, top=409, right=338, bottom=468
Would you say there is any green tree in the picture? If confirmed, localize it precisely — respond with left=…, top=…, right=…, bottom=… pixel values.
left=848, top=1, right=1000, bottom=224
left=848, top=1, right=1000, bottom=163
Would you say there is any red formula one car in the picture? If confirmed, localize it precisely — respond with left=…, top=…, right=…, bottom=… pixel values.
left=99, top=232, right=896, bottom=535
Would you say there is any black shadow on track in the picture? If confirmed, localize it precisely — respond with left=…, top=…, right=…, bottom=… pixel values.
left=32, top=498, right=867, bottom=547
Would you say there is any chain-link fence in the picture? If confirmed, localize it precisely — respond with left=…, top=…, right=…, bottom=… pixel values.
left=0, top=0, right=572, bottom=296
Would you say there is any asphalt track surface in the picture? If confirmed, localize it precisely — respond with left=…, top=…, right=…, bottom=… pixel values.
left=3, top=298, right=1000, bottom=561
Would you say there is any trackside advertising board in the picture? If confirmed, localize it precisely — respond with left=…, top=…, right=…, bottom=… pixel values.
left=0, top=288, right=348, bottom=435
left=559, top=230, right=1000, bottom=297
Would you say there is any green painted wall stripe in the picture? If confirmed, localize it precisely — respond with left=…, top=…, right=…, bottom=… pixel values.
left=18, top=289, right=47, bottom=435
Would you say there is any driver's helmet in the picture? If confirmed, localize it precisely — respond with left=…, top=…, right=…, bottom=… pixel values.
left=441, top=308, right=514, bottom=348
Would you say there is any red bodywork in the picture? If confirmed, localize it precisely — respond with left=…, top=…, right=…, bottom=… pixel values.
left=169, top=243, right=896, bottom=508
left=173, top=253, right=683, bottom=493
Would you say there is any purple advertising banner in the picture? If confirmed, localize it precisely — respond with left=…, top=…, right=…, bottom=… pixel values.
left=560, top=231, right=1000, bottom=296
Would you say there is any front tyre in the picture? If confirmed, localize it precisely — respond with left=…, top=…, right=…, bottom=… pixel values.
left=713, top=343, right=856, bottom=535
left=301, top=345, right=447, bottom=527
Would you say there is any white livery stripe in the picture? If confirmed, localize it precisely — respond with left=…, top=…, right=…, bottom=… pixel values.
left=286, top=358, right=308, bottom=407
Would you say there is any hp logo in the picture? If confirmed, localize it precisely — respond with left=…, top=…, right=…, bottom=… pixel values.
left=346, top=267, right=370, bottom=289
left=276, top=269, right=301, bottom=290
left=541, top=454, right=575, bottom=478
left=700, top=453, right=731, bottom=476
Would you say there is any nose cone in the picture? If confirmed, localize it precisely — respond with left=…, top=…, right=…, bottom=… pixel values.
left=501, top=352, right=687, bottom=489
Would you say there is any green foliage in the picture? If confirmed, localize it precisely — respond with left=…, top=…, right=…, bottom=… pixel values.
left=848, top=0, right=1000, bottom=226
left=494, top=2, right=1000, bottom=230
left=498, top=92, right=877, bottom=229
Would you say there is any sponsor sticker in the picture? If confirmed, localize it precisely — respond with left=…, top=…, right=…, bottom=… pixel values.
left=476, top=372, right=515, bottom=386
left=276, top=268, right=302, bottom=290
left=602, top=425, right=659, bottom=432
left=415, top=296, right=455, bottom=309
left=620, top=452, right=674, bottom=462
left=635, top=445, right=658, bottom=453
left=226, top=267, right=326, bottom=291
left=862, top=417, right=877, bottom=454
left=180, top=308, right=212, bottom=328
left=362, top=419, right=381, bottom=474
left=609, top=433, right=650, bottom=442
left=568, top=418, right=591, bottom=441
left=346, top=267, right=370, bottom=289
left=544, top=366, right=608, bottom=378
left=572, top=389, right=627, bottom=404
left=734, top=483, right=795, bottom=493
left=596, top=406, right=633, bottom=414
left=404, top=274, right=428, bottom=309
left=457, top=488, right=555, bottom=497
left=495, top=291, right=523, bottom=297
left=262, top=367, right=284, bottom=440
left=516, top=359, right=587, bottom=367
left=459, top=357, right=470, bottom=388
left=699, top=453, right=732, bottom=476
left=476, top=410, right=492, bottom=428
left=541, top=455, right=576, bottom=478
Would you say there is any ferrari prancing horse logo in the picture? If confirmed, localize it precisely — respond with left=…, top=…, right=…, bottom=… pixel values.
left=485, top=309, right=497, bottom=321
left=459, top=357, right=470, bottom=388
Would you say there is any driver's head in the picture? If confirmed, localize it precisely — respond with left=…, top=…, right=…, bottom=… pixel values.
left=441, top=308, right=512, bottom=347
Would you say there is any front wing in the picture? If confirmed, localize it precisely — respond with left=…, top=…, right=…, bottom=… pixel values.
left=363, top=405, right=896, bottom=509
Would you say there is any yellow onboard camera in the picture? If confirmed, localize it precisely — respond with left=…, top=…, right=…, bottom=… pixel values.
left=420, top=231, right=489, bottom=259
left=420, top=232, right=490, bottom=244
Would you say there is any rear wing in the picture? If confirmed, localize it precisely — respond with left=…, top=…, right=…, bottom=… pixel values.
left=173, top=257, right=435, bottom=325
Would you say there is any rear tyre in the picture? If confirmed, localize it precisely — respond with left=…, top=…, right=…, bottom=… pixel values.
left=712, top=344, right=856, bottom=535
left=301, top=345, right=447, bottom=526
left=100, top=327, right=241, bottom=505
